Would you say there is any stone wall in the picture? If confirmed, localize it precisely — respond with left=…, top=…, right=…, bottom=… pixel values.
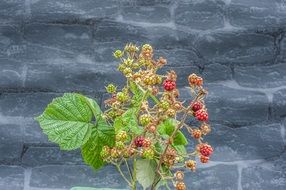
left=0, top=0, right=286, bottom=189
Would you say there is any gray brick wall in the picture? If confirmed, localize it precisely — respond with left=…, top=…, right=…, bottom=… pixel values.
left=0, top=0, right=286, bottom=189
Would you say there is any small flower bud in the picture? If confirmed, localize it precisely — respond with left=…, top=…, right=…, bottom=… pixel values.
left=113, top=50, right=123, bottom=58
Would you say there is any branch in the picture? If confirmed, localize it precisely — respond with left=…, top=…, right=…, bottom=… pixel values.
left=115, top=164, right=132, bottom=187
left=151, top=88, right=207, bottom=189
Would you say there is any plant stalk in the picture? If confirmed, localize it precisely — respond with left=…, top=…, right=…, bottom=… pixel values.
left=151, top=88, right=206, bottom=189
left=132, top=158, right=137, bottom=190
left=115, top=164, right=132, bottom=187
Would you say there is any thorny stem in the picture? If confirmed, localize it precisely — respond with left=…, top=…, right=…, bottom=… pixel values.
left=151, top=88, right=206, bottom=190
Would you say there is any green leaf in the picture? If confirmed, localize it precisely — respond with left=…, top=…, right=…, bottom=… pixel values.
left=81, top=95, right=102, bottom=117
left=81, top=116, right=115, bottom=170
left=174, top=145, right=187, bottom=157
left=35, top=93, right=97, bottom=150
left=157, top=119, right=188, bottom=146
left=114, top=108, right=143, bottom=135
left=71, top=187, right=128, bottom=190
left=129, top=81, right=144, bottom=110
left=136, top=159, right=157, bottom=190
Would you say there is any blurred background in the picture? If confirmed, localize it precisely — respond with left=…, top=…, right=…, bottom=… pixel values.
left=0, top=0, right=286, bottom=189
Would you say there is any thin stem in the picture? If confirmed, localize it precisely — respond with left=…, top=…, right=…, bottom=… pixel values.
left=124, top=159, right=133, bottom=180
left=151, top=88, right=207, bottom=189
left=166, top=182, right=172, bottom=190
left=132, top=158, right=137, bottom=190
left=135, top=82, right=160, bottom=104
left=115, top=164, right=132, bottom=187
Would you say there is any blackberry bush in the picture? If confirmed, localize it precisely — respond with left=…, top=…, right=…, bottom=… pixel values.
left=36, top=43, right=214, bottom=190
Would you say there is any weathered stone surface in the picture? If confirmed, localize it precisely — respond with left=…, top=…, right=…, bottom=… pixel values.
left=92, top=42, right=126, bottom=63
left=0, top=124, right=23, bottom=164
left=204, top=123, right=284, bottom=161
left=0, top=0, right=25, bottom=24
left=175, top=0, right=225, bottom=30
left=0, top=93, right=61, bottom=117
left=273, top=89, right=286, bottom=119
left=0, top=25, right=23, bottom=58
left=203, top=63, right=232, bottom=82
left=119, top=0, right=172, bottom=6
left=121, top=6, right=171, bottom=23
left=241, top=153, right=286, bottom=190
left=282, top=36, right=286, bottom=61
left=0, top=166, right=24, bottom=190
left=30, top=165, right=128, bottom=189
left=0, top=59, right=26, bottom=90
left=0, top=93, right=60, bottom=144
left=185, top=164, right=239, bottom=190
left=229, top=0, right=286, bottom=29
left=30, top=0, right=119, bottom=22
left=24, top=119, right=50, bottom=144
left=24, top=23, right=93, bottom=55
left=93, top=21, right=148, bottom=43
left=194, top=32, right=275, bottom=65
left=22, top=147, right=82, bottom=166
left=156, top=48, right=202, bottom=67
left=179, top=84, right=269, bottom=125
left=26, top=63, right=124, bottom=92
left=147, top=27, right=180, bottom=50
left=235, top=63, right=286, bottom=88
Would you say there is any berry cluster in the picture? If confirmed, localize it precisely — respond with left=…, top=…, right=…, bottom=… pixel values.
left=100, top=44, right=213, bottom=190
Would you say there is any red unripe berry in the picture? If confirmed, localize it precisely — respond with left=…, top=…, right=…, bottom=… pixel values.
left=195, top=109, right=208, bottom=121
left=134, top=136, right=145, bottom=147
left=176, top=182, right=186, bottom=190
left=143, top=138, right=151, bottom=148
left=200, top=155, right=209, bottom=163
left=175, top=171, right=184, bottom=181
left=192, top=129, right=202, bottom=139
left=199, top=144, right=213, bottom=157
left=148, top=125, right=156, bottom=133
left=163, top=79, right=176, bottom=91
left=188, top=74, right=197, bottom=85
left=191, top=101, right=203, bottom=112
left=196, top=76, right=203, bottom=86
left=200, top=124, right=211, bottom=135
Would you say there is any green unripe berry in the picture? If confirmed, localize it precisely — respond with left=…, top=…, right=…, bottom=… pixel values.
left=118, top=64, right=126, bottom=72
left=123, top=58, right=133, bottom=67
left=115, top=141, right=125, bottom=150
left=113, top=50, right=123, bottom=58
left=139, top=114, right=151, bottom=126
left=117, top=92, right=128, bottom=102
left=106, top=110, right=117, bottom=118
left=132, top=63, right=140, bottom=69
left=143, top=77, right=152, bottom=85
left=160, top=100, right=170, bottom=110
left=142, top=44, right=153, bottom=52
left=123, top=67, right=132, bottom=75
left=110, top=148, right=119, bottom=158
left=100, top=146, right=110, bottom=159
left=106, top=84, right=117, bottom=93
left=123, top=149, right=130, bottom=158
left=142, top=148, right=154, bottom=159
left=116, top=131, right=128, bottom=142
left=156, top=75, right=162, bottom=84
left=176, top=156, right=184, bottom=163
left=122, top=87, right=129, bottom=94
